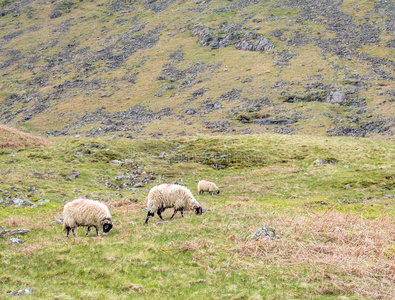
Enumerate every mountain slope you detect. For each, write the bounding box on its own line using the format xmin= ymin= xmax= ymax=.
xmin=0 ymin=0 xmax=394 ymax=138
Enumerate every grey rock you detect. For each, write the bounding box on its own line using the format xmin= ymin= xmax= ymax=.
xmin=185 ymin=108 xmax=197 ymax=115
xmin=314 ymin=158 xmax=327 ymax=165
xmin=313 ymin=158 xmax=336 ymax=165
xmin=345 ymin=184 xmax=351 ymax=189
xmin=248 ymin=225 xmax=278 ymax=240
xmin=110 ymin=160 xmax=122 ymax=165
xmin=344 ymin=165 xmax=350 ymax=168
xmin=0 ymin=228 xmax=30 ymax=238
xmin=21 ymin=199 xmax=35 ymax=206
xmin=385 ymin=194 xmax=394 ymax=199
xmin=159 ymin=152 xmax=168 ymax=159
xmin=326 ymin=91 xmax=346 ymax=105
xmin=9 ymin=237 xmax=24 ymax=244
xmin=6 ymin=288 xmax=33 ymax=296
xmin=71 ymin=170 xmax=80 ymax=179
xmin=53 ymin=218 xmax=64 ymax=224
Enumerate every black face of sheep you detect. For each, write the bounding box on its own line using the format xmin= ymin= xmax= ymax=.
xmin=102 ymin=220 xmax=113 ymax=236
xmin=217 ymin=190 xmax=220 ymax=195
xmin=194 ymin=206 xmax=203 ymax=215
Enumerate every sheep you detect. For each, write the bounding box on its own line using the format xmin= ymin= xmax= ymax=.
xmin=62 ymin=198 xmax=113 ymax=237
xmin=198 ymin=180 xmax=220 ymax=195
xmin=145 ymin=183 xmax=203 ymax=224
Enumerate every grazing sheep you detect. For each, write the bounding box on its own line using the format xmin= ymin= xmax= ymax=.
xmin=198 ymin=180 xmax=220 ymax=195
xmin=63 ymin=198 xmax=113 ymax=237
xmin=145 ymin=183 xmax=203 ymax=224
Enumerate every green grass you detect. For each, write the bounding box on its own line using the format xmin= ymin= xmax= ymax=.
xmin=0 ymin=134 xmax=394 ymax=298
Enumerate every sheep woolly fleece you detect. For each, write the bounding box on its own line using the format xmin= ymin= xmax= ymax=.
xmin=63 ymin=199 xmax=111 ymax=233
xmin=147 ymin=183 xmax=200 ymax=213
xmin=198 ymin=180 xmax=219 ymax=194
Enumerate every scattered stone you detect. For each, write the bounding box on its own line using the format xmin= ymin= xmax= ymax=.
xmin=315 ymin=201 xmax=328 ymax=205
xmin=345 ymin=184 xmax=351 ymax=189
xmin=159 ymin=152 xmax=168 ymax=159
xmin=313 ymin=158 xmax=336 ymax=165
xmin=110 ymin=160 xmax=122 ymax=165
xmin=70 ymin=170 xmax=80 ymax=179
xmin=385 ymin=194 xmax=394 ymax=199
xmin=0 ymin=228 xmax=30 ymax=238
xmin=344 ymin=165 xmax=350 ymax=168
xmin=3 ymin=198 xmax=37 ymax=208
xmin=248 ymin=225 xmax=278 ymax=241
xmin=53 ymin=218 xmax=63 ymax=224
xmin=6 ymin=288 xmax=33 ymax=296
xmin=325 ymin=91 xmax=346 ymax=105
xmin=37 ymin=199 xmax=50 ymax=206
xmin=9 ymin=237 xmax=24 ymax=244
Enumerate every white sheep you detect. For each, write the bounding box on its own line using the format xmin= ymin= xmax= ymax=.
xmin=198 ymin=180 xmax=220 ymax=195
xmin=145 ymin=183 xmax=203 ymax=224
xmin=63 ymin=198 xmax=113 ymax=237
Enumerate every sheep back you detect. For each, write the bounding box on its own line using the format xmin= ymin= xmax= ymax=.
xmin=198 ymin=180 xmax=219 ymax=194
xmin=147 ymin=183 xmax=200 ymax=213
xmin=63 ymin=199 xmax=111 ymax=233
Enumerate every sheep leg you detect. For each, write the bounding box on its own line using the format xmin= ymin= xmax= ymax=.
xmin=170 ymin=209 xmax=178 ymax=220
xmin=95 ymin=226 xmax=100 ymax=236
xmin=65 ymin=226 xmax=71 ymax=237
xmin=145 ymin=211 xmax=155 ymax=224
xmin=157 ymin=209 xmax=164 ymax=221
xmin=180 ymin=208 xmax=184 ymax=218
xmin=71 ymin=228 xmax=76 ymax=237
xmin=86 ymin=226 xmax=91 ymax=236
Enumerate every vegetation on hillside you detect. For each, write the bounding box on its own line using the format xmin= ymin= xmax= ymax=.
xmin=0 ymin=0 xmax=393 ymax=138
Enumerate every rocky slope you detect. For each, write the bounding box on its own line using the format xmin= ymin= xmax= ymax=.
xmin=0 ymin=0 xmax=394 ymax=139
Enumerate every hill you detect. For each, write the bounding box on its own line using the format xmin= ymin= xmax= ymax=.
xmin=0 ymin=0 xmax=394 ymax=139
xmin=0 ymin=124 xmax=51 ymax=147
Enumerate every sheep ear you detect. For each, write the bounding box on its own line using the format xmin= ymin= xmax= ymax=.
xmin=101 ymin=219 xmax=111 ymax=225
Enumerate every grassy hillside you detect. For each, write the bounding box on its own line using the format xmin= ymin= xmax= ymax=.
xmin=0 ymin=0 xmax=394 ymax=139
xmin=0 ymin=125 xmax=51 ymax=147
xmin=0 ymin=134 xmax=394 ymax=298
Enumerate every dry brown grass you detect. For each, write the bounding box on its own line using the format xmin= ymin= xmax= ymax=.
xmin=0 ymin=125 xmax=52 ymax=148
xmin=234 ymin=196 xmax=252 ymax=202
xmin=231 ymin=211 xmax=395 ymax=299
